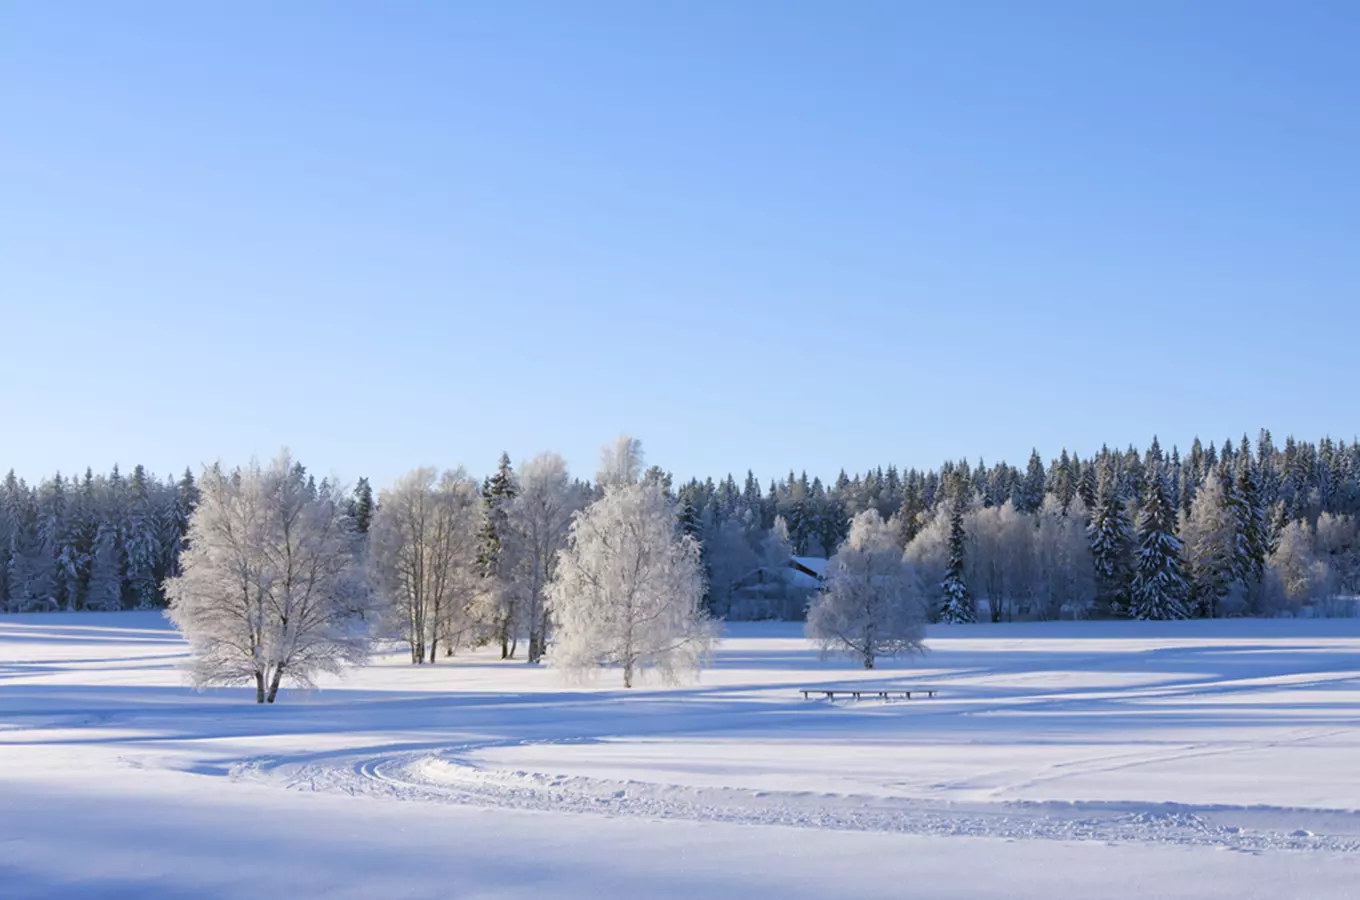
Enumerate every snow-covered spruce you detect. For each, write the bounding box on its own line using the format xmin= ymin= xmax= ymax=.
xmin=1129 ymin=465 xmax=1189 ymax=620
xmin=1088 ymin=462 xmax=1134 ymax=617
xmin=939 ymin=501 xmax=974 ymax=624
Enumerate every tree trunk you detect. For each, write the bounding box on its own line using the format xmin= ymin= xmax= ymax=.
xmin=623 ymin=659 xmax=634 ymax=689
xmin=863 ymin=652 xmax=875 ymax=669
xmin=265 ymin=665 xmax=284 ymax=703
xmin=428 ymin=636 xmax=438 ymax=663
xmin=254 ymin=670 xmax=266 ymax=704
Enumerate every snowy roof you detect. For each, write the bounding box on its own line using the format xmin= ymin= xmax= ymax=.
xmin=790 ymin=556 xmax=828 ymax=578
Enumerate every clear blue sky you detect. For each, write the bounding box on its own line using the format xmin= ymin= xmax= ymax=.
xmin=3 ymin=1 xmax=1358 ymax=490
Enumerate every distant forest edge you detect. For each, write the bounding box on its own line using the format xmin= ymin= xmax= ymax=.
xmin=2 ymin=429 xmax=1359 ymax=620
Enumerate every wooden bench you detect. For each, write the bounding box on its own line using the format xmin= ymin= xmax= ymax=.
xmin=800 ymin=687 xmax=936 ymax=701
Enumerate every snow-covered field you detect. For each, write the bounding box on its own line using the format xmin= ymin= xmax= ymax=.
xmin=4 ymin=614 xmax=1360 ymax=898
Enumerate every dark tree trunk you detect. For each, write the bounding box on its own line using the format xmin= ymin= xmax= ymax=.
xmin=265 ymin=665 xmax=284 ymax=703
xmin=255 ymin=671 xmax=266 ymax=704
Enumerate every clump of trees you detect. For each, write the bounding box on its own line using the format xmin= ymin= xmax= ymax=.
xmin=12 ymin=427 xmax=1360 ymax=700
xmin=0 ymin=466 xmax=200 ymax=612
xmin=369 ymin=467 xmax=481 ymax=664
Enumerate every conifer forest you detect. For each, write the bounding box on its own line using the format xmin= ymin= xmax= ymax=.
xmin=5 ymin=429 xmax=1357 ymax=623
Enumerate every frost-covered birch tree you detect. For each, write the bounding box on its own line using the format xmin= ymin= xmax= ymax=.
xmin=597 ymin=435 xmax=645 ymax=491
xmin=165 ymin=453 xmax=375 ymax=703
xmin=1266 ymin=520 xmax=1330 ymax=610
xmin=807 ymin=510 xmax=926 ymax=668
xmin=546 ymin=481 xmax=713 ymax=687
xmin=370 ymin=467 xmax=481 ymax=663
xmin=508 ymin=453 xmax=583 ymax=663
xmin=1182 ymin=474 xmax=1239 ymax=617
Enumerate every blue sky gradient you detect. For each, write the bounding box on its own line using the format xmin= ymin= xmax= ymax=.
xmin=3 ymin=1 xmax=1358 ymax=488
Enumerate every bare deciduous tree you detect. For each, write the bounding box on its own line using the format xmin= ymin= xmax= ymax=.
xmin=370 ymin=467 xmax=481 ymax=664
xmin=507 ymin=453 xmax=583 ymax=663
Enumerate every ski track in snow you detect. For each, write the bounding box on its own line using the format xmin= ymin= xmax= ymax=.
xmin=231 ymin=740 xmax=1360 ymax=854
xmin=11 ymin=614 xmax=1360 ymax=865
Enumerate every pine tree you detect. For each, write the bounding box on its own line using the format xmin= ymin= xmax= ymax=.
xmin=0 ymin=471 xmax=19 ymax=609
xmin=1017 ymin=449 xmax=1046 ymax=514
xmin=164 ymin=468 xmax=200 ymax=580
xmin=350 ymin=477 xmax=375 ymax=535
xmin=476 ymin=454 xmax=516 ymax=575
xmin=895 ymin=474 xmax=927 ymax=547
xmin=1088 ymin=464 xmax=1134 ymax=616
xmin=86 ymin=524 xmax=123 ymax=611
xmin=1129 ymin=465 xmax=1189 ymax=620
xmin=1076 ymin=458 xmax=1097 ymax=510
xmin=1167 ymin=446 xmax=1182 ymax=513
xmin=72 ymin=470 xmax=99 ymax=609
xmin=939 ymin=490 xmax=973 ymax=624
xmin=124 ymin=465 xmax=160 ymax=608
xmin=1233 ymin=443 xmax=1268 ymax=589
xmin=8 ymin=489 xmax=54 ymax=611
xmin=1048 ymin=449 xmax=1076 ymax=512
xmin=475 ymin=453 xmax=519 ymax=658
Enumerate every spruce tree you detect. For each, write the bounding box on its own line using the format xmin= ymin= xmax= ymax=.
xmin=1076 ymin=458 xmax=1098 ymax=510
xmin=677 ymin=495 xmax=702 ymax=541
xmin=896 ymin=476 xmax=927 ymax=547
xmin=1018 ymin=449 xmax=1046 ymax=514
xmin=1233 ymin=442 xmax=1268 ymax=588
xmin=939 ymin=486 xmax=973 ymax=624
xmin=124 ymin=465 xmax=160 ymax=608
xmin=476 ymin=453 xmax=516 ymax=577
xmin=1129 ymin=466 xmax=1189 ymax=620
xmin=1048 ymin=449 xmax=1076 ymax=513
xmin=350 ymin=478 xmax=375 ymax=535
xmin=476 ymin=453 xmax=518 ymax=658
xmin=1088 ymin=464 xmax=1134 ymax=616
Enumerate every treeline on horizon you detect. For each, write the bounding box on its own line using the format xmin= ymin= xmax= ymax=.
xmin=3 ymin=428 xmax=1359 ymax=620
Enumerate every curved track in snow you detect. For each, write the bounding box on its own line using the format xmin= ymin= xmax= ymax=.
xmin=232 ymin=742 xmax=1360 ymax=854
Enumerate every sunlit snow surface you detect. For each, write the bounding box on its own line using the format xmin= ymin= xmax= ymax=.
xmin=4 ymin=613 xmax=1360 ymax=898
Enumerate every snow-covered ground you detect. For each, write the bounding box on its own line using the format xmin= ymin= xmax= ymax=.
xmin=4 ymin=614 xmax=1360 ymax=898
